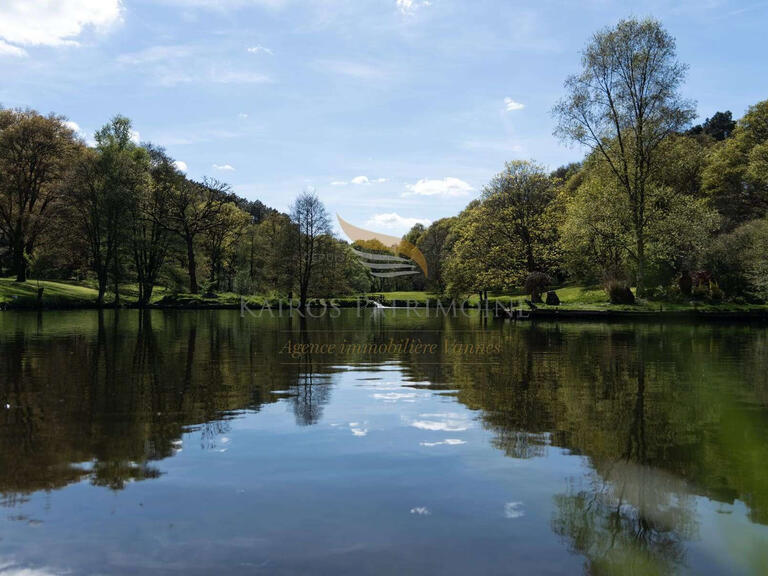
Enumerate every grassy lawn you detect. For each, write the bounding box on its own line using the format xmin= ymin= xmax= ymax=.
xmin=0 ymin=277 xmax=101 ymax=307
xmin=2 ymin=277 xmax=766 ymax=314
xmin=367 ymin=286 xmax=768 ymax=313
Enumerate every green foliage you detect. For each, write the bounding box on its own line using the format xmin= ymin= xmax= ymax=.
xmin=445 ymin=161 xmax=559 ymax=296
xmin=554 ymin=17 xmax=696 ymax=294
xmin=706 ymin=218 xmax=768 ymax=302
xmin=703 ymin=100 xmax=768 ymax=229
xmin=687 ymin=110 xmax=736 ymax=141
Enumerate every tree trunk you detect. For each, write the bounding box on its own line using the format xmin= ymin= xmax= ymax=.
xmin=139 ymin=281 xmax=154 ymax=307
xmin=635 ymin=233 xmax=645 ymax=297
xmin=14 ymin=258 xmax=26 ymax=283
xmin=186 ymin=235 xmax=198 ymax=294
xmin=13 ymin=240 xmax=26 ymax=282
xmin=113 ymin=253 xmax=120 ymax=308
xmin=525 ymin=243 xmax=536 ymax=273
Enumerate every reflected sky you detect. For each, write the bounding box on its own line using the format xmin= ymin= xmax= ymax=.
xmin=1 ymin=311 xmax=767 ymax=575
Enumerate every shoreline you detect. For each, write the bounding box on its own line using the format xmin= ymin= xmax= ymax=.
xmin=3 ymin=299 xmax=768 ymax=322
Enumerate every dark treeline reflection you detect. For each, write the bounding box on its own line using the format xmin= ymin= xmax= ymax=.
xmin=2 ymin=311 xmax=768 ymax=571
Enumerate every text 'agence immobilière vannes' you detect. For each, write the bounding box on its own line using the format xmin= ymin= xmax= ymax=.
xmin=280 ymin=338 xmax=503 ymax=359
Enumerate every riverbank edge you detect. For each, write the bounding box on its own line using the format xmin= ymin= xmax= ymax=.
xmin=3 ymin=298 xmax=768 ymax=322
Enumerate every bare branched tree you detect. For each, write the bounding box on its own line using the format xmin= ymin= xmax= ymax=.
xmin=290 ymin=190 xmax=331 ymax=310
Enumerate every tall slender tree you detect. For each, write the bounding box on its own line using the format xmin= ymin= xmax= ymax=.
xmin=290 ymin=190 xmax=331 ymax=310
xmin=554 ymin=18 xmax=695 ymax=294
xmin=130 ymin=145 xmax=175 ymax=306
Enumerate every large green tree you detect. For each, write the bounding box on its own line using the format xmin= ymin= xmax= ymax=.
xmin=561 ymin=153 xmax=718 ymax=288
xmin=554 ymin=18 xmax=696 ymax=295
xmin=130 ymin=145 xmax=176 ymax=306
xmin=445 ymin=161 xmax=559 ymax=297
xmin=0 ymin=109 xmax=78 ymax=281
xmin=165 ymin=177 xmax=229 ymax=294
xmin=68 ymin=116 xmax=149 ymax=305
xmin=702 ymin=100 xmax=768 ymax=230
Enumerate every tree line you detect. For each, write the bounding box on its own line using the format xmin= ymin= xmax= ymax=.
xmin=399 ymin=18 xmax=768 ymax=304
xmin=2 ymin=17 xmax=767 ymax=306
xmin=0 ymin=112 xmax=368 ymax=308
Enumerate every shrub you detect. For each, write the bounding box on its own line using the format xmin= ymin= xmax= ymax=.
xmin=606 ymin=280 xmax=635 ymax=304
xmin=706 ymin=219 xmax=768 ymax=302
xmin=545 ymin=291 xmax=560 ymax=305
xmin=524 ymin=272 xmax=551 ymax=303
xmin=692 ymin=284 xmax=709 ymax=300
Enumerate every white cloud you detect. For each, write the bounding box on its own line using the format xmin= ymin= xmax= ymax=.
xmin=410 ymin=506 xmax=431 ymax=516
xmin=331 ymin=176 xmax=388 ymax=187
xmin=504 ymin=97 xmax=525 ymax=111
xmin=63 ymin=121 xmax=87 ymax=140
xmin=213 ymin=163 xmax=235 ymax=171
xmin=367 ymin=213 xmax=431 ymax=230
xmin=238 ymin=113 xmax=249 ymax=119
xmin=129 ymin=129 xmax=140 ymax=144
xmin=247 ymin=44 xmax=274 ymax=55
xmin=397 ymin=0 xmax=432 ymax=15
xmin=0 ymin=39 xmax=26 ymax=57
xmin=0 ymin=0 xmax=122 ymax=50
xmin=64 ymin=120 xmax=93 ymax=144
xmin=404 ymin=177 xmax=472 ymax=198
xmin=173 ymin=160 xmax=188 ymax=172
xmin=504 ymin=501 xmax=525 ymax=519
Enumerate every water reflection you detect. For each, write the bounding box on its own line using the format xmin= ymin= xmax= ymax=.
xmin=1 ymin=310 xmax=768 ymax=574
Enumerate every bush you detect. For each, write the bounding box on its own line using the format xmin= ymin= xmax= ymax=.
xmin=706 ymin=219 xmax=768 ymax=302
xmin=545 ymin=291 xmax=560 ymax=305
xmin=645 ymin=285 xmax=666 ymax=301
xmin=666 ymin=284 xmax=684 ymax=302
xmin=692 ymin=284 xmax=709 ymax=300
xmin=524 ymin=272 xmax=551 ymax=303
xmin=606 ymin=281 xmax=635 ymax=305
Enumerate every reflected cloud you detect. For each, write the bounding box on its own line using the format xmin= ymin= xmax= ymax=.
xmin=409 ymin=412 xmax=472 ymax=432
xmin=372 ymin=392 xmax=422 ymax=402
xmin=348 ymin=422 xmax=368 ymax=437
xmin=0 ymin=557 xmax=61 ymax=575
xmin=504 ymin=501 xmax=525 ymax=519
xmin=420 ymin=439 xmax=466 ymax=447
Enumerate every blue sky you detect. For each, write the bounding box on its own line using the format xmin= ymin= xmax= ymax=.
xmin=1 ymin=0 xmax=767 ymax=235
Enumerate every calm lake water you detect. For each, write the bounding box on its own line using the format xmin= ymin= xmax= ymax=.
xmin=1 ymin=310 xmax=767 ymax=575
